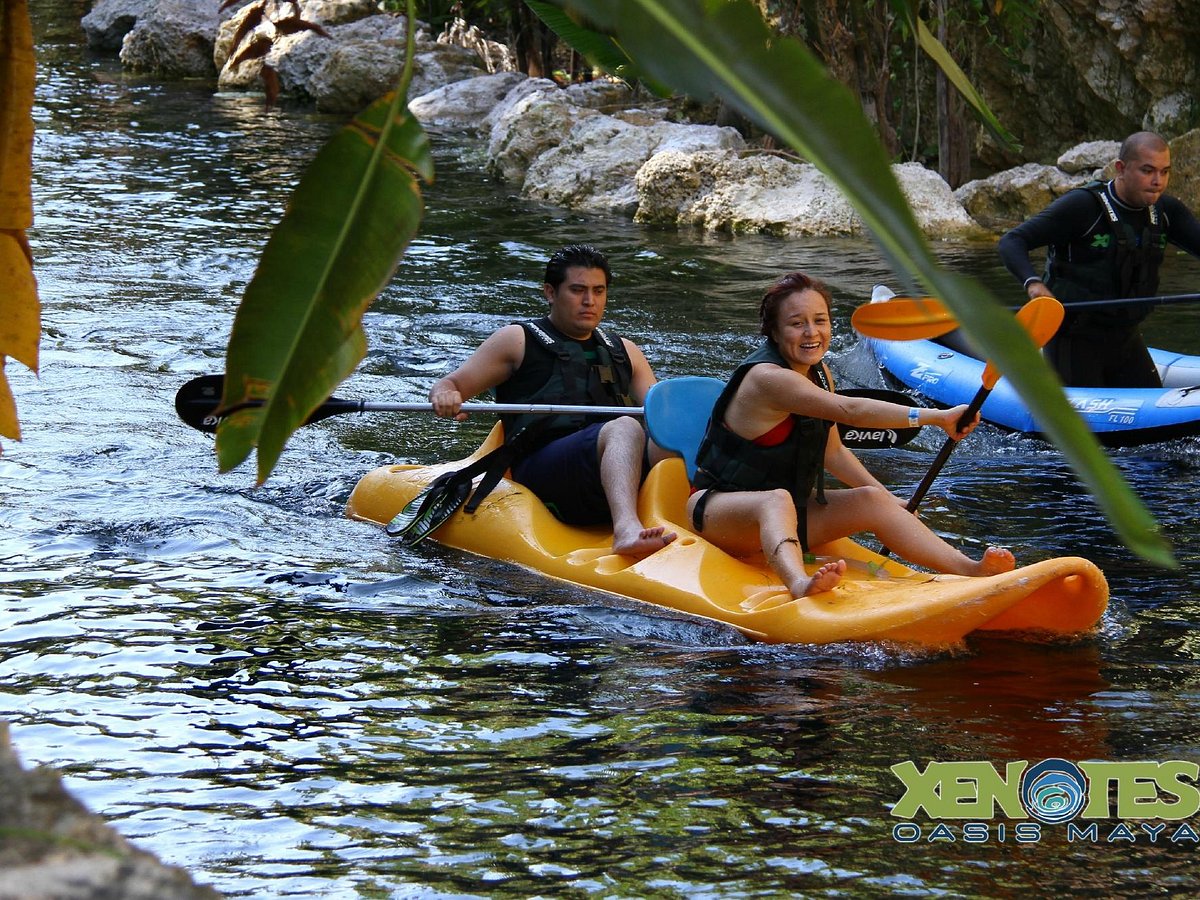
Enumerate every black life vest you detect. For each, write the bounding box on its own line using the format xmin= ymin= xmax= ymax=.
xmin=691 ymin=340 xmax=832 ymax=545
xmin=1049 ymin=181 xmax=1166 ymax=326
xmin=494 ymin=317 xmax=635 ymax=448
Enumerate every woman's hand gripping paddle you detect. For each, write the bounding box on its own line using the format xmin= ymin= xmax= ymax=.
xmin=903 ymin=295 xmax=1065 ymax=515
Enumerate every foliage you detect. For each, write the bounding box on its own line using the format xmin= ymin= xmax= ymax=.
xmin=887 ymin=0 xmax=1018 ymax=151
xmin=216 ymin=2 xmax=434 ymax=482
xmin=0 ymin=0 xmax=40 ymax=446
xmin=525 ymin=0 xmax=666 ymax=93
xmin=543 ymin=0 xmax=1172 ymax=566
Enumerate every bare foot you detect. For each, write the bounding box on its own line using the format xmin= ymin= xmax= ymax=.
xmin=789 ymin=559 xmax=846 ymax=598
xmin=974 ymin=546 xmax=1016 ymax=576
xmin=613 ymin=524 xmax=677 ymax=559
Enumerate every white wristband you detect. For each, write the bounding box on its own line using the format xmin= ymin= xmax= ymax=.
xmin=908 ymin=407 xmax=920 ymax=427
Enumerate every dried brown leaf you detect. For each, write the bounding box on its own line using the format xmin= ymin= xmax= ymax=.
xmin=230 ymin=33 xmax=272 ymax=68
xmin=273 ymin=17 xmax=331 ymax=39
xmin=230 ymin=5 xmax=266 ymax=52
xmin=262 ymin=64 xmax=280 ymax=111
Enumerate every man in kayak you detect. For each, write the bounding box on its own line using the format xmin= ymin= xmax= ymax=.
xmin=688 ymin=272 xmax=1016 ymax=598
xmin=998 ymin=131 xmax=1200 ymax=387
xmin=429 ymin=244 xmax=677 ymax=558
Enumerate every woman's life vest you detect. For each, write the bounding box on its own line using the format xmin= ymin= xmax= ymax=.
xmin=691 ymin=340 xmax=832 ymax=546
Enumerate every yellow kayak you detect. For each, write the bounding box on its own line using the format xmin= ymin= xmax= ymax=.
xmin=345 ymin=424 xmax=1108 ymax=647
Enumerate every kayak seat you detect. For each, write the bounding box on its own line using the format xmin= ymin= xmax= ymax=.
xmin=644 ymin=376 xmax=724 ymax=479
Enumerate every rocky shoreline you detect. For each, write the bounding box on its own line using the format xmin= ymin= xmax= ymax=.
xmin=0 ymin=724 xmax=221 ymax=899
xmin=80 ymin=0 xmax=1200 ymax=242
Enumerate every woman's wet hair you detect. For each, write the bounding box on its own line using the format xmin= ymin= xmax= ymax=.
xmin=759 ymin=272 xmax=833 ymax=336
xmin=544 ymin=244 xmax=611 ymax=288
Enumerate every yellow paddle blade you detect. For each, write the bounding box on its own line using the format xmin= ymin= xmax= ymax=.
xmin=851 ymin=296 xmax=958 ymax=341
xmin=981 ymin=295 xmax=1065 ymax=388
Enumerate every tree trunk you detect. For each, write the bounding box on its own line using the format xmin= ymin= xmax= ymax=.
xmin=935 ymin=1 xmax=971 ymax=187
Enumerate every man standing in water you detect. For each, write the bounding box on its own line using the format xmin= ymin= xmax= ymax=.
xmin=429 ymin=244 xmax=677 ymax=558
xmin=998 ymin=131 xmax=1200 ymax=387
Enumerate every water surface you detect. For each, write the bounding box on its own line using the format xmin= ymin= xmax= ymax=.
xmin=5 ymin=8 xmax=1200 ymax=897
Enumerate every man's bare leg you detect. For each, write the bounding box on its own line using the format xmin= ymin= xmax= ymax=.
xmin=597 ymin=417 xmax=677 ymax=557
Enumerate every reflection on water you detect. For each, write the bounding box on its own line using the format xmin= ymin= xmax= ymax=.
xmin=5 ymin=6 xmax=1200 ymax=897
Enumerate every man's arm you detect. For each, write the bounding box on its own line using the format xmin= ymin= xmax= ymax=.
xmin=998 ymin=189 xmax=1099 ymax=297
xmin=1163 ymin=195 xmax=1200 ymax=258
xmin=429 ymin=324 xmax=525 ymax=420
xmin=621 ymin=338 xmax=658 ymax=405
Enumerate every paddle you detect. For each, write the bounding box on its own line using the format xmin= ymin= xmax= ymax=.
xmin=174 ymin=373 xmax=920 ymax=450
xmin=1025 ymin=291 xmax=1200 ymax=311
xmin=175 ymin=373 xmax=638 ymax=434
xmin=902 ymin=295 xmax=1065 ymax=517
xmin=884 ymin=289 xmax=1200 ymax=313
xmin=851 ymin=295 xmax=959 ymax=341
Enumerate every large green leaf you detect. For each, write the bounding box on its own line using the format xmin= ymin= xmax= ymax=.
xmin=216 ymin=87 xmax=434 ymax=482
xmin=554 ymin=0 xmax=1173 ymax=567
xmin=525 ymin=0 xmax=668 ymax=96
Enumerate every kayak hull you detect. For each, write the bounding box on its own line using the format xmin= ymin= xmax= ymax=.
xmin=864 ymin=314 xmax=1200 ymax=447
xmin=346 ymin=426 xmax=1108 ymax=647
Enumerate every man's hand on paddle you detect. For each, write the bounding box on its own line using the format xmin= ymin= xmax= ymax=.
xmin=430 ymin=384 xmax=468 ymax=421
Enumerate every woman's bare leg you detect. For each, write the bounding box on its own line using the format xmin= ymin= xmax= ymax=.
xmin=806 ymin=486 xmax=1014 ymax=575
xmin=688 ymin=488 xmax=845 ymax=597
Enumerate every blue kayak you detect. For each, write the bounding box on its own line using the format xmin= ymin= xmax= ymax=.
xmin=862 ymin=288 xmax=1200 ymax=448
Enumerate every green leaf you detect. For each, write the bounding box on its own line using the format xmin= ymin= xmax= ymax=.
xmin=525 ymin=0 xmax=669 ymax=95
xmin=554 ymin=0 xmax=1173 ymax=567
xmin=913 ymin=17 xmax=1020 ymax=151
xmin=216 ymin=87 xmax=434 ymax=483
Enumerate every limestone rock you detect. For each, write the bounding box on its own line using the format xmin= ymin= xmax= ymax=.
xmin=955 ymin=163 xmax=1087 ymax=232
xmin=1168 ymin=128 xmax=1200 ymax=212
xmin=634 ymin=150 xmax=857 ymax=235
xmin=119 ymin=0 xmax=222 ymax=78
xmin=1057 ymin=140 xmax=1120 ymax=174
xmin=410 ymin=72 xmax=527 ymax=131
xmin=486 ymin=83 xmax=598 ymax=184
xmin=891 ymin=162 xmax=992 ymax=240
xmin=974 ymin=0 xmax=1200 ymax=166
xmin=0 ymin=723 xmax=222 ymax=900
xmin=81 ymin=0 xmax=153 ymax=51
xmin=524 ymin=116 xmax=745 ymax=216
xmin=636 ymin=151 xmax=984 ymax=239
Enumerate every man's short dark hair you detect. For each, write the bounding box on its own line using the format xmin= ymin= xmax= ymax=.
xmin=1119 ymin=131 xmax=1168 ymax=162
xmin=544 ymin=244 xmax=611 ymax=288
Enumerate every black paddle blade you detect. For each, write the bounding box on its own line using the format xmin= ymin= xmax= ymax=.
xmin=175 ymin=373 xmax=359 ymax=433
xmin=175 ymin=374 xmax=227 ymax=433
xmin=385 ymin=473 xmax=473 ymax=547
xmin=837 ymin=388 xmax=922 ymax=449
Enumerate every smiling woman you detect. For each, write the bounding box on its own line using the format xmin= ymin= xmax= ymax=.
xmin=687 ymin=271 xmax=1015 ymax=598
